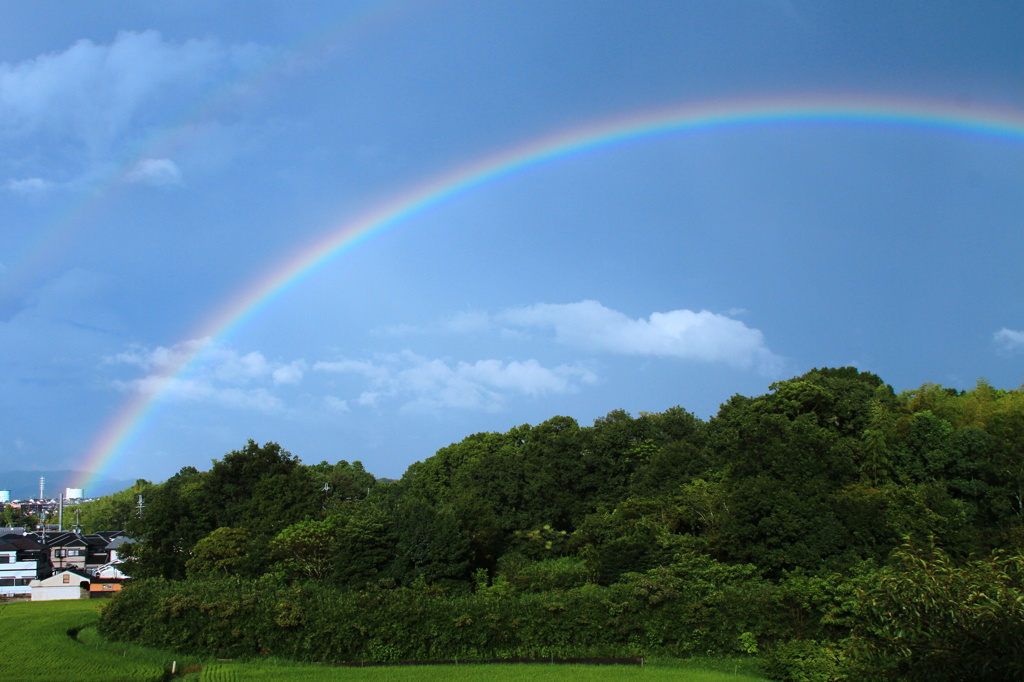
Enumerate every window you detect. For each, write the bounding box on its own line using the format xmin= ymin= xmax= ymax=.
xmin=0 ymin=578 xmax=14 ymax=586
xmin=62 ymin=574 xmax=70 ymax=584
xmin=0 ymin=555 xmax=10 ymax=563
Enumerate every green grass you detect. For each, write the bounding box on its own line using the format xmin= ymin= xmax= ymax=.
xmin=198 ymin=658 xmax=767 ymax=681
xmin=0 ymin=599 xmax=769 ymax=681
xmin=0 ymin=600 xmax=168 ymax=681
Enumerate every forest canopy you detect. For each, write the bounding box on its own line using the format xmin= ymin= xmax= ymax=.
xmin=89 ymin=367 xmax=1024 ymax=680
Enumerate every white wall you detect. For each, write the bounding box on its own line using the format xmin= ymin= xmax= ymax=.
xmin=31 ymin=585 xmax=87 ymax=601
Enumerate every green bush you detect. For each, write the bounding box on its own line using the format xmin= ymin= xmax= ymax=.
xmin=845 ymin=541 xmax=1024 ymax=681
xmin=100 ymin=553 xmax=801 ymax=664
xmin=760 ymin=639 xmax=846 ymax=682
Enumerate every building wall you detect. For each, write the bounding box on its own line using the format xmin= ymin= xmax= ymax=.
xmin=31 ymin=585 xmax=87 ymax=601
xmin=50 ymin=547 xmax=87 ymax=570
xmin=89 ymin=582 xmax=123 ymax=594
xmin=0 ymin=552 xmax=41 ymax=596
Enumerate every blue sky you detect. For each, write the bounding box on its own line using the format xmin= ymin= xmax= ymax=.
xmin=1 ymin=1 xmax=1022 ymax=491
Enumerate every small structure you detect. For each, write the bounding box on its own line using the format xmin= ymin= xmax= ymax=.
xmin=30 ymin=568 xmax=92 ymax=601
xmin=89 ymin=566 xmax=128 ymax=595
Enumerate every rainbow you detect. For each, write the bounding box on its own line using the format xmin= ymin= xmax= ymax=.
xmin=73 ymin=94 xmax=1024 ymax=491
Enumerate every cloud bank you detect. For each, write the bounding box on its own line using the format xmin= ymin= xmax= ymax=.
xmin=109 ymin=340 xmax=595 ymax=416
xmin=994 ymin=328 xmax=1024 ymax=355
xmin=0 ymin=30 xmax=264 ymax=181
xmin=498 ymin=300 xmax=782 ymax=374
xmin=108 ymin=339 xmax=305 ymax=413
xmin=315 ymin=351 xmax=596 ymax=412
xmin=105 ymin=301 xmax=777 ymax=417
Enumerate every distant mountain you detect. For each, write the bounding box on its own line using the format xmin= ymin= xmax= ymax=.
xmin=0 ymin=470 xmax=140 ymax=500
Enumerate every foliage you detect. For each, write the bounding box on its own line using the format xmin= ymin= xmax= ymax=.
xmin=74 ymin=479 xmax=153 ymax=533
xmin=92 ymin=369 xmax=1024 ymax=676
xmin=0 ymin=598 xmax=769 ymax=681
xmin=846 ymin=540 xmax=1024 ymax=680
xmin=187 ymin=526 xmax=255 ymax=578
xmin=270 ymin=518 xmax=336 ymax=582
xmin=760 ymin=639 xmax=847 ymax=682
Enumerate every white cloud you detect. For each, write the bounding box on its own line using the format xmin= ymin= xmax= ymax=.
xmin=314 ymin=350 xmax=595 ymax=412
xmin=124 ymin=158 xmax=182 ymax=186
xmin=108 ymin=339 xmax=304 ymax=413
xmin=498 ymin=300 xmax=782 ymax=374
xmin=0 ymin=30 xmax=265 ymax=178
xmin=994 ymin=328 xmax=1024 ymax=355
xmin=314 ymin=359 xmax=389 ymax=380
xmin=117 ymin=374 xmax=283 ymax=412
xmin=273 ymin=361 xmax=307 ymax=385
xmin=5 ymin=177 xmax=52 ymax=194
xmin=109 ymin=337 xmax=212 ymax=372
xmin=324 ymin=396 xmax=350 ymax=413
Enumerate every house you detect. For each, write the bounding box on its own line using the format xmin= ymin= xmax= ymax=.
xmin=103 ymin=534 xmax=132 ymax=564
xmin=35 ymin=530 xmax=128 ymax=574
xmin=4 ymin=529 xmax=133 ymax=599
xmin=30 ymin=568 xmax=92 ymax=601
xmin=0 ymin=534 xmax=48 ymax=598
xmin=42 ymin=531 xmax=90 ymax=571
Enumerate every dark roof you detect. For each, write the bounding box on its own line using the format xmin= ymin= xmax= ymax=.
xmin=44 ymin=533 xmax=88 ymax=548
xmin=83 ymin=532 xmax=124 ymax=547
xmin=90 ymin=531 xmax=124 ymax=541
xmin=50 ymin=567 xmax=93 ymax=581
xmin=104 ymin=536 xmax=133 ymax=550
xmin=0 ymin=536 xmax=45 ymax=551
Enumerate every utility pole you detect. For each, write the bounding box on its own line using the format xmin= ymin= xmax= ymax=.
xmin=136 ymin=494 xmax=145 ymax=517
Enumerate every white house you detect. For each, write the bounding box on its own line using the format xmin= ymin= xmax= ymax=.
xmin=0 ymin=535 xmax=47 ymax=597
xmin=30 ymin=568 xmax=91 ymax=601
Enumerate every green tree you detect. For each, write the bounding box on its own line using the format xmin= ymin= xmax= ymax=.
xmin=76 ymin=479 xmax=153 ymax=532
xmin=388 ymin=497 xmax=471 ymax=586
xmin=848 ymin=540 xmax=1024 ymax=681
xmin=270 ymin=518 xmax=336 ymax=582
xmin=708 ymin=369 xmax=877 ymax=574
xmin=308 ymin=459 xmax=377 ymax=514
xmin=121 ymin=466 xmax=212 ymax=579
xmin=185 ymin=526 xmax=254 ymax=577
xmin=331 ymin=503 xmax=396 ymax=589
xmin=201 ymin=440 xmax=317 ymax=532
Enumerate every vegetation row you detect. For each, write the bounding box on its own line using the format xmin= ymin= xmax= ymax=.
xmin=73 ymin=367 xmax=1024 ymax=680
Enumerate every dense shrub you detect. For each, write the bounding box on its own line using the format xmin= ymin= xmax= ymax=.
xmin=100 ymin=557 xmax=795 ymax=664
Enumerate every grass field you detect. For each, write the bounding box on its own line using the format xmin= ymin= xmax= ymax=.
xmin=0 ymin=600 xmax=169 ymax=681
xmin=0 ymin=599 xmax=769 ymax=681
xmin=199 ymin=659 xmax=768 ymax=681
